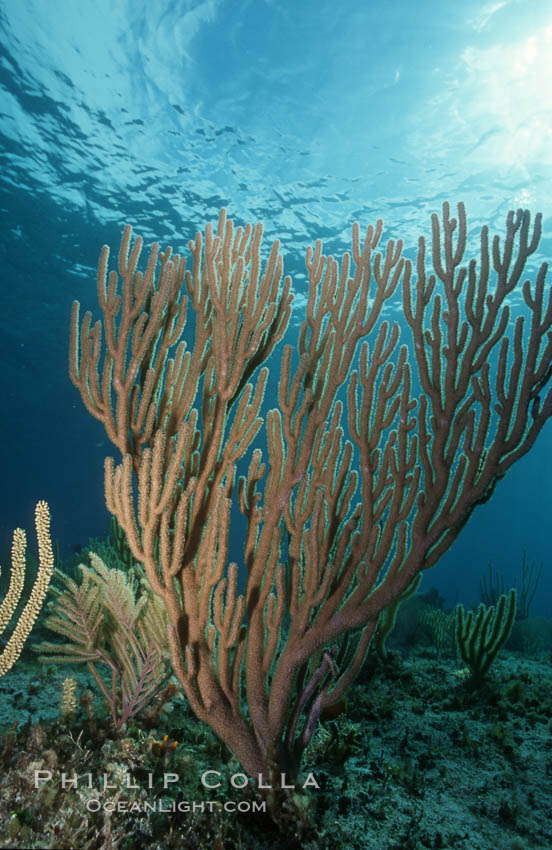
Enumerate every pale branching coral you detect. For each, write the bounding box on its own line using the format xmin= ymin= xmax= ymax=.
xmin=59 ymin=676 xmax=78 ymax=721
xmin=0 ymin=501 xmax=53 ymax=676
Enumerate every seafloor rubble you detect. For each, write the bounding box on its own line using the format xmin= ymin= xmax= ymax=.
xmin=0 ymin=636 xmax=550 ymax=850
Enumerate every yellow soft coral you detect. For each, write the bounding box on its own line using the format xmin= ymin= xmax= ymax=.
xmin=0 ymin=501 xmax=54 ymax=676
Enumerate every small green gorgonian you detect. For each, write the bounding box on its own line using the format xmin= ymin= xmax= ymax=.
xmin=36 ymin=552 xmax=171 ymax=730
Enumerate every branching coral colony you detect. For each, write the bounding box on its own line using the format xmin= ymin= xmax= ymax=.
xmin=68 ymin=202 xmax=552 ymax=779
xmin=0 ymin=502 xmax=53 ymax=677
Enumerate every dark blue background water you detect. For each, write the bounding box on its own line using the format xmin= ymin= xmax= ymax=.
xmin=1 ymin=0 xmax=551 ymax=614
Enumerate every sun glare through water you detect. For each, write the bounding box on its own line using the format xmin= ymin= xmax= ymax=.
xmin=461 ymin=22 xmax=552 ymax=170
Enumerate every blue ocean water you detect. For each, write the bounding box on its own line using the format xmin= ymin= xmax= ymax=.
xmin=1 ymin=0 xmax=551 ymax=615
